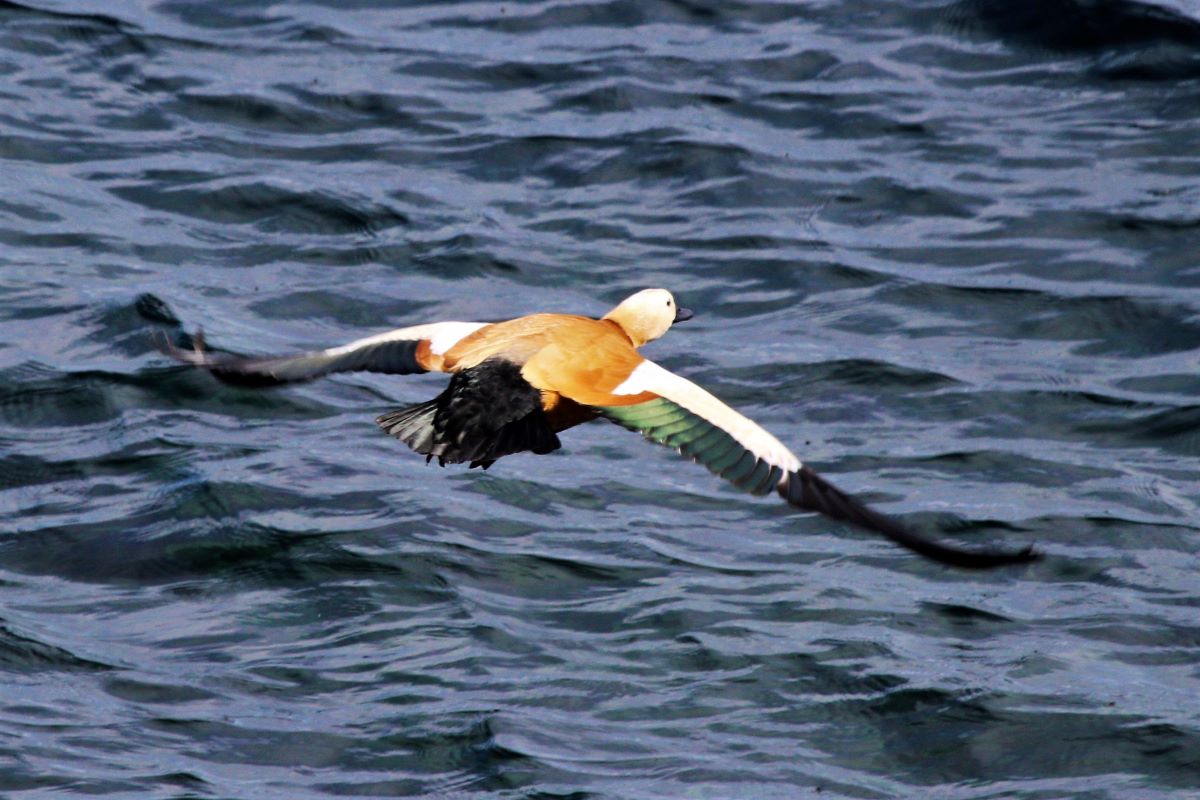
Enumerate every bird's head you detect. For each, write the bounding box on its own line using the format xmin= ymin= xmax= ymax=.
xmin=603 ymin=288 xmax=693 ymax=347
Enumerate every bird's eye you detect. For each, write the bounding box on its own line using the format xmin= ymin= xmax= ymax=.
xmin=666 ymin=299 xmax=672 ymax=306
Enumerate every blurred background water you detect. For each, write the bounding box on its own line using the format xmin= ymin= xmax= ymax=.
xmin=2 ymin=0 xmax=1199 ymax=797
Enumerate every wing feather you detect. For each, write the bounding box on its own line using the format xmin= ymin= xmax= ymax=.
xmin=593 ymin=360 xmax=1039 ymax=569
xmin=604 ymin=361 xmax=802 ymax=475
xmin=160 ymin=321 xmax=487 ymax=386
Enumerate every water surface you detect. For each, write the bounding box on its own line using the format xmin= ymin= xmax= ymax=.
xmin=1 ymin=0 xmax=1199 ymax=797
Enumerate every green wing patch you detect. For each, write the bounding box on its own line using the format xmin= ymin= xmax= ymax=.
xmin=600 ymin=398 xmax=782 ymax=495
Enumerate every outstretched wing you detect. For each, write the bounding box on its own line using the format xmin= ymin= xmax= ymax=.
xmin=159 ymin=321 xmax=488 ymax=387
xmin=586 ymin=360 xmax=1039 ymax=569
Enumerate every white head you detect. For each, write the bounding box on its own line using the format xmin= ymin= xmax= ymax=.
xmin=602 ymin=288 xmax=693 ymax=347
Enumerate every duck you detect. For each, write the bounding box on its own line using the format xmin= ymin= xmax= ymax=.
xmin=161 ymin=288 xmax=1039 ymax=569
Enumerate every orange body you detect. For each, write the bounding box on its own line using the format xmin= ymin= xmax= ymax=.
xmin=436 ymin=314 xmax=658 ymax=421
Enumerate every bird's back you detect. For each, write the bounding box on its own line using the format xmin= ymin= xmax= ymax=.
xmin=441 ymin=313 xmax=634 ymax=373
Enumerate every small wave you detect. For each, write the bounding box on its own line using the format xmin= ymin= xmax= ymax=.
xmin=109 ymin=178 xmax=409 ymax=236
xmin=0 ymin=620 xmax=113 ymax=672
xmin=949 ymin=0 xmax=1200 ymax=53
xmin=946 ymin=0 xmax=1200 ymax=79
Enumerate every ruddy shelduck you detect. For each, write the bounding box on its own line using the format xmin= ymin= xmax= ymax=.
xmin=163 ymin=289 xmax=1039 ymax=568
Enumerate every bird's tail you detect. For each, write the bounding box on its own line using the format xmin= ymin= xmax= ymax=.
xmin=377 ymin=400 xmax=440 ymax=457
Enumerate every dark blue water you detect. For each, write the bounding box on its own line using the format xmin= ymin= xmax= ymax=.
xmin=2 ymin=0 xmax=1199 ymax=796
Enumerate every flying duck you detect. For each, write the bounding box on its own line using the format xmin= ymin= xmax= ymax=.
xmin=161 ymin=289 xmax=1039 ymax=569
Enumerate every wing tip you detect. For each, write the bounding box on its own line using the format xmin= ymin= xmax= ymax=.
xmin=152 ymin=328 xmax=290 ymax=388
xmin=780 ymin=466 xmax=1043 ymax=570
xmin=152 ymin=328 xmax=208 ymax=366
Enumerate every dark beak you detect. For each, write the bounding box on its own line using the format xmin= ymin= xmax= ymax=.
xmin=673 ymin=306 xmax=694 ymax=323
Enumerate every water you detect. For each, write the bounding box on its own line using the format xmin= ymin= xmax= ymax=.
xmin=2 ymin=0 xmax=1199 ymax=796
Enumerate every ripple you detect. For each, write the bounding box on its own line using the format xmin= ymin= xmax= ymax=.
xmin=0 ymin=621 xmax=113 ymax=672
xmin=948 ymin=0 xmax=1200 ymax=57
xmin=108 ymin=178 xmax=409 ymax=235
xmin=1 ymin=0 xmax=1199 ymax=795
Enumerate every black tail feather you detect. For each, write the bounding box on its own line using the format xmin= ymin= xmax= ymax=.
xmin=377 ymin=400 xmax=441 ymax=456
xmin=376 ymin=359 xmax=561 ymax=468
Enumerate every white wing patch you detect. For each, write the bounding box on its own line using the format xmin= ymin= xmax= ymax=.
xmin=613 ymin=360 xmax=801 ymax=475
xmin=325 ymin=321 xmax=487 ymax=358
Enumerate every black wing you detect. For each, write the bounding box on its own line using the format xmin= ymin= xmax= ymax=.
xmin=780 ymin=465 xmax=1039 ymax=568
